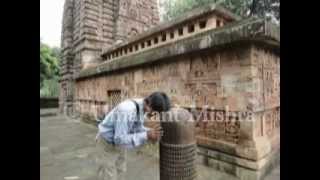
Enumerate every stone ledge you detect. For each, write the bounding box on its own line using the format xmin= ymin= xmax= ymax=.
xmin=198 ymin=146 xmax=276 ymax=170
xmin=198 ymin=147 xmax=280 ymax=180
xmin=197 ymin=134 xmax=277 ymax=162
xmin=76 ymin=18 xmax=279 ymax=80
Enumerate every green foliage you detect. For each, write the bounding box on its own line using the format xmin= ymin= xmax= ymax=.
xmin=40 ymin=78 xmax=60 ymax=97
xmin=40 ymin=40 xmax=61 ymax=98
xmin=40 ymin=40 xmax=60 ymax=88
xmin=161 ymin=0 xmax=279 ymax=23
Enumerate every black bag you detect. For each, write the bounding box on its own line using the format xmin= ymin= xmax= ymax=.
xmin=130 ymin=99 xmax=140 ymax=118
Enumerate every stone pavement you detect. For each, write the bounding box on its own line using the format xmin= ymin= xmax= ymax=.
xmin=40 ymin=109 xmax=279 ymax=180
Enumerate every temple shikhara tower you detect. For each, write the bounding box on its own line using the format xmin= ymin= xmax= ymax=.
xmin=59 ymin=0 xmax=159 ymax=115
xmin=60 ymin=1 xmax=280 ymax=180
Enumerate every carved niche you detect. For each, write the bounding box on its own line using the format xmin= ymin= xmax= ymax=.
xmin=136 ymin=65 xmax=168 ymax=97
xmin=188 ymin=56 xmax=208 ymax=81
xmin=120 ymin=0 xmax=141 ymax=20
xmin=263 ymin=50 xmax=280 ymax=109
xmin=185 ymin=54 xmax=220 ymax=107
xmin=263 ymin=107 xmax=280 ymax=138
xmin=196 ymin=109 xmax=240 ymax=144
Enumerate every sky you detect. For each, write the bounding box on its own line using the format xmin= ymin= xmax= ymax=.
xmin=40 ymin=0 xmax=65 ymax=48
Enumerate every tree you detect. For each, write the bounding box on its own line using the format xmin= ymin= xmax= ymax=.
xmin=249 ymin=0 xmax=280 ymax=23
xmin=40 ymin=40 xmax=60 ymax=88
xmin=160 ymin=0 xmax=279 ymax=24
xmin=51 ymin=47 xmax=61 ymax=61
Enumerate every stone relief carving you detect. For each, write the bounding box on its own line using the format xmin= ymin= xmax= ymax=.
xmin=75 ymin=46 xmax=279 ymax=145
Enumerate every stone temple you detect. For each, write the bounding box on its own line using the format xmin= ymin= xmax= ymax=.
xmin=59 ymin=0 xmax=280 ymax=180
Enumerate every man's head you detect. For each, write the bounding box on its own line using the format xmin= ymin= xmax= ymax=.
xmin=143 ymin=92 xmax=171 ymax=114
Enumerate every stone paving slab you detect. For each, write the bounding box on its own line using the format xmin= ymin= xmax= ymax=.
xmin=40 ymin=111 xmax=279 ymax=180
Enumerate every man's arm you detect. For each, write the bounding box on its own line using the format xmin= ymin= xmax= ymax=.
xmin=113 ymin=112 xmax=148 ymax=148
xmin=141 ymin=126 xmax=151 ymax=131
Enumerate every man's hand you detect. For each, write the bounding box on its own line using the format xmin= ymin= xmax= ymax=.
xmin=147 ymin=125 xmax=163 ymax=143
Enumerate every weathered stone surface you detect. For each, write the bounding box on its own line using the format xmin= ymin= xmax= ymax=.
xmin=198 ymin=146 xmax=280 ymax=180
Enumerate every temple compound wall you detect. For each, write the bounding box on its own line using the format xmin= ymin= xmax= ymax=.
xmin=60 ymin=2 xmax=280 ymax=180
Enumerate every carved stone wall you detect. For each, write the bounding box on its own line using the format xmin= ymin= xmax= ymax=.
xmin=59 ymin=0 xmax=75 ymax=115
xmin=115 ymin=0 xmax=159 ymax=41
xmin=74 ymin=44 xmax=280 ymax=151
xmin=251 ymin=46 xmax=280 ymax=148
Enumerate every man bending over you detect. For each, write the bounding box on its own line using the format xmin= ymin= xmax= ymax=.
xmin=95 ymin=92 xmax=171 ymax=180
